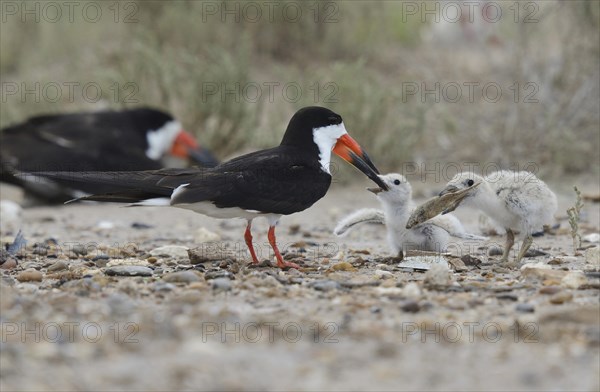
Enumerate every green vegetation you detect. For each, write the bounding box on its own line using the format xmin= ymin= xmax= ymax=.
xmin=1 ymin=1 xmax=598 ymax=178
xmin=567 ymin=186 xmax=584 ymax=253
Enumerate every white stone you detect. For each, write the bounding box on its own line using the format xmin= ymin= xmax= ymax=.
xmin=424 ymin=264 xmax=453 ymax=287
xmin=96 ymin=220 xmax=115 ymax=230
xmin=520 ymin=262 xmax=552 ymax=271
xmin=0 ymin=200 xmax=22 ymax=224
xmin=375 ymin=269 xmax=393 ymax=279
xmin=401 ymin=282 xmax=422 ymax=299
xmin=561 ymin=271 xmax=588 ymax=289
xmin=584 ymin=247 xmax=599 ymax=268
xmin=149 ymin=245 xmax=189 ymax=259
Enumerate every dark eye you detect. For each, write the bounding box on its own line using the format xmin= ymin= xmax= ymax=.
xmin=394 ymin=179 xmax=401 ymax=185
xmin=467 ymin=179 xmax=474 ymax=186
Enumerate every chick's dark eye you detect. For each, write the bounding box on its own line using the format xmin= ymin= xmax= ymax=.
xmin=467 ymin=179 xmax=474 ymax=186
xmin=394 ymin=179 xmax=401 ymax=185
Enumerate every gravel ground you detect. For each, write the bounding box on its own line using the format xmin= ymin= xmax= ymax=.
xmin=1 ymin=181 xmax=599 ymax=392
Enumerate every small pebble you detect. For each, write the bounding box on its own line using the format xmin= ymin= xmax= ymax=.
xmin=94 ymin=258 xmax=110 ymax=268
xmin=375 ymin=263 xmax=393 ymax=271
xmin=149 ymin=245 xmax=190 ymax=259
xmin=62 ymin=277 xmax=102 ymax=293
xmin=0 ymin=200 xmax=22 ymax=222
xmin=153 ymin=281 xmax=176 ymax=292
xmin=561 ymin=271 xmax=588 ymax=289
xmin=309 ymin=280 xmax=341 ymax=291
xmin=516 ymin=303 xmax=535 ymax=313
xmin=188 ymin=282 xmax=207 ymax=291
xmin=424 ymin=264 xmax=453 ymax=288
xmin=539 ymin=286 xmax=561 ymax=295
xmin=16 ymin=283 xmax=39 ymax=293
xmin=211 ymin=278 xmax=232 ymax=291
xmin=328 ymin=262 xmax=357 ymax=272
xmin=487 ymin=247 xmax=503 ymax=256
xmin=81 ymin=268 xmax=102 ymax=277
xmin=177 ymin=290 xmax=203 ymax=304
xmin=16 ymin=269 xmax=43 ymax=282
xmin=131 ymin=222 xmax=153 ymax=229
xmin=550 ymin=291 xmax=573 ymax=304
xmin=524 ymin=248 xmax=548 ymax=257
xmin=448 ymin=258 xmax=468 ymax=272
xmin=204 ymin=270 xmax=233 ymax=280
xmin=583 ymin=233 xmax=600 ymax=243
xmin=461 ymin=254 xmax=482 ymax=266
xmin=163 ymin=271 xmax=201 ymax=284
xmin=375 ymin=269 xmax=393 ymax=279
xmin=401 ymin=282 xmax=422 ymax=299
xmin=521 ymin=264 xmax=567 ymax=281
xmin=496 ymin=293 xmax=518 ymax=301
xmin=562 ymin=256 xmax=578 ymax=263
xmin=585 ymin=247 xmax=599 ymax=269
xmin=105 ymin=266 xmax=153 ymax=277
xmin=20 ymin=262 xmax=39 ymax=270
xmin=72 ymin=244 xmax=88 ymax=256
xmin=47 ymin=260 xmax=69 ymax=272
xmin=400 ymin=300 xmax=420 ymax=313
xmin=96 ymin=220 xmax=115 ymax=230
xmin=0 ymin=254 xmax=17 ymax=270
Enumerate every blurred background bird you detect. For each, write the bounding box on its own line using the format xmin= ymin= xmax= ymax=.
xmin=0 ymin=107 xmax=219 ymax=204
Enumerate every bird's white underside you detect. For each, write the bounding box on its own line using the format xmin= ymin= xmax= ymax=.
xmin=133 ymin=183 xmax=282 ymax=224
xmin=145 ymin=120 xmax=181 ymax=160
xmin=312 ymin=122 xmax=348 ymax=174
xmin=173 ymin=201 xmax=281 ymax=224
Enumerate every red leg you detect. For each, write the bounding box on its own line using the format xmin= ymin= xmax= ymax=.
xmin=267 ymin=225 xmax=300 ymax=270
xmin=244 ymin=221 xmax=260 ymax=264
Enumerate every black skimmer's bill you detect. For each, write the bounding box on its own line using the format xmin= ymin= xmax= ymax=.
xmin=1 ymin=108 xmax=218 ymax=203
xmin=438 ymin=170 xmax=557 ymax=267
xmin=334 ymin=173 xmax=485 ymax=259
xmin=28 ymin=106 xmax=388 ymax=269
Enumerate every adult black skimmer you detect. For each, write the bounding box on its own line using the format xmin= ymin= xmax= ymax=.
xmin=1 ymin=108 xmax=218 ymax=203
xmin=27 ymin=106 xmax=388 ymax=269
xmin=438 ymin=170 xmax=557 ymax=267
xmin=334 ymin=173 xmax=485 ymax=258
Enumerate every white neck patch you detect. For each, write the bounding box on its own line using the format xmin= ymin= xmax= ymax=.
xmin=145 ymin=120 xmax=182 ymax=160
xmin=312 ymin=122 xmax=348 ymax=174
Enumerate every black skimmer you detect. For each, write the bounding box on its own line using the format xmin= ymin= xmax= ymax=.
xmin=1 ymin=108 xmax=218 ymax=203
xmin=438 ymin=170 xmax=557 ymax=267
xmin=27 ymin=106 xmax=388 ymax=269
xmin=334 ymin=173 xmax=485 ymax=258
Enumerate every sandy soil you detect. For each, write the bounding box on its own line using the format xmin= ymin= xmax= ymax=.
xmin=1 ymin=180 xmax=599 ymax=392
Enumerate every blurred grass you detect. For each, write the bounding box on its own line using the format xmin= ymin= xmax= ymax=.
xmin=1 ymin=0 xmax=598 ymax=179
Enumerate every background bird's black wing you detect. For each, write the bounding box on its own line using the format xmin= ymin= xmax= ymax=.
xmin=1 ymin=111 xmax=162 ymax=202
xmin=19 ymin=168 xmax=207 ymax=203
xmin=1 ymin=111 xmax=157 ymax=173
